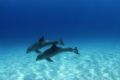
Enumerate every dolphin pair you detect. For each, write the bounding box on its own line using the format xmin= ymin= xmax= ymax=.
xmin=26 ymin=36 xmax=64 ymax=54
xmin=36 ymin=44 xmax=79 ymax=62
xmin=27 ymin=36 xmax=79 ymax=62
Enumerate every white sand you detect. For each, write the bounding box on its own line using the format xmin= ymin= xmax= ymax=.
xmin=0 ymin=41 xmax=120 ymax=80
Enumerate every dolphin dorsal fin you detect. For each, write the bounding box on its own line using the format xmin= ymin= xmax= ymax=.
xmin=51 ymin=44 xmax=57 ymax=49
xmin=39 ymin=36 xmax=45 ymax=42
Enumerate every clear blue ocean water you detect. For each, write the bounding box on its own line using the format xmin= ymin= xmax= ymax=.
xmin=0 ymin=0 xmax=120 ymax=80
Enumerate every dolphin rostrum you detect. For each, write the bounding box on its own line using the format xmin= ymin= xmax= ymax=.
xmin=36 ymin=44 xmax=79 ymax=62
xmin=26 ymin=36 xmax=64 ymax=54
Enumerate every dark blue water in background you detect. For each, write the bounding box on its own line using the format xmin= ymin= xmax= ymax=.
xmin=0 ymin=0 xmax=120 ymax=44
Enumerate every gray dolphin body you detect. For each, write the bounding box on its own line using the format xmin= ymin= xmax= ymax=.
xmin=26 ymin=36 xmax=64 ymax=54
xmin=36 ymin=44 xmax=79 ymax=62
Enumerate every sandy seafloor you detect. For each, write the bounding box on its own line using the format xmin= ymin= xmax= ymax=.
xmin=0 ymin=40 xmax=120 ymax=80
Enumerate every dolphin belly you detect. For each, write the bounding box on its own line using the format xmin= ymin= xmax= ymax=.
xmin=36 ymin=50 xmax=57 ymax=61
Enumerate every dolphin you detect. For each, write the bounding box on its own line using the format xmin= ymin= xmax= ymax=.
xmin=26 ymin=36 xmax=64 ymax=54
xmin=36 ymin=44 xmax=79 ymax=62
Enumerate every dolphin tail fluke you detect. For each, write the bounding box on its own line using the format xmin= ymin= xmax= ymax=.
xmin=74 ymin=47 xmax=79 ymax=54
xmin=59 ymin=39 xmax=64 ymax=46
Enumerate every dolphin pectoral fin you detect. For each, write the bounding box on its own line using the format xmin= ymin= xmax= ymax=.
xmin=35 ymin=50 xmax=42 ymax=54
xmin=46 ymin=58 xmax=53 ymax=62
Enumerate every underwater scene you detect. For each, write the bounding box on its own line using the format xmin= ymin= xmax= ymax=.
xmin=0 ymin=0 xmax=120 ymax=80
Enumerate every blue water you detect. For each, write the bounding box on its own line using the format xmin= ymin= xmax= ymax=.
xmin=0 ymin=0 xmax=120 ymax=80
